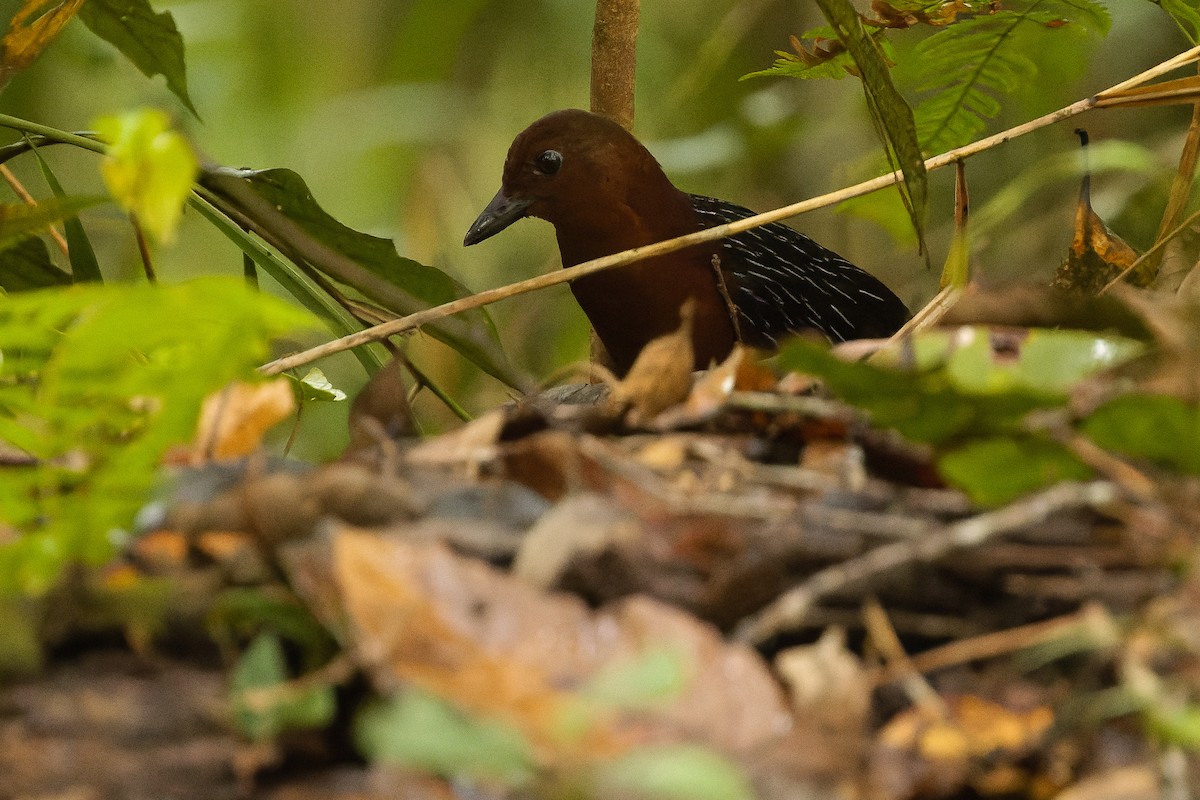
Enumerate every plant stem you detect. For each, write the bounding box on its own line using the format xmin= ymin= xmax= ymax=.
xmin=0 ymin=114 xmax=105 ymax=154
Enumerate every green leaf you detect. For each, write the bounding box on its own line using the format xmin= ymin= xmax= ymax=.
xmin=187 ymin=190 xmax=386 ymax=377
xmin=200 ymin=167 xmax=525 ymax=390
xmin=29 ymin=140 xmax=102 ymax=283
xmin=778 ymin=336 xmax=1053 ymax=444
xmin=940 ymin=225 xmax=970 ymax=288
xmin=295 ymin=368 xmax=347 ymax=402
xmin=1082 ymin=394 xmax=1200 ymax=474
xmin=815 ymin=0 xmax=927 ymax=252
xmin=209 ymin=587 xmax=335 ymax=669
xmin=1159 ymin=0 xmax=1200 ymax=43
xmin=778 ymin=329 xmax=1141 ymax=446
xmin=94 ymin=108 xmax=199 ymax=244
xmin=598 ymin=745 xmax=755 ymax=800
xmin=937 ymin=436 xmax=1092 ymax=506
xmin=582 ymin=648 xmax=687 ymax=711
xmin=0 ymin=236 xmax=71 ymax=290
xmin=231 ymin=632 xmax=336 ymax=742
xmin=76 ymin=0 xmax=197 ymax=116
xmin=910 ymin=0 xmax=1110 ymax=154
xmin=215 ymin=168 xmax=462 ymax=308
xmin=356 ymin=690 xmax=534 ymax=785
xmin=910 ymin=328 xmax=1144 ymax=395
xmin=1146 ymin=703 xmax=1200 ymax=748
xmin=0 ymin=196 xmax=107 ymax=251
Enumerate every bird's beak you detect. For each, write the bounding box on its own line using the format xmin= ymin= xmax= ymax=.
xmin=463 ymin=188 xmax=534 ymax=246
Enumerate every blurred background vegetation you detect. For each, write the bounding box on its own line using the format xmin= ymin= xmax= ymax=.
xmin=1 ymin=0 xmax=1191 ymax=456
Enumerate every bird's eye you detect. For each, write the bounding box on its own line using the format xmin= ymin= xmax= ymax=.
xmin=534 ymin=149 xmax=563 ymax=175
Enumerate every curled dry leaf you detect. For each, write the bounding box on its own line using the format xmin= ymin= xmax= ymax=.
xmin=649 ymin=344 xmax=744 ymax=430
xmin=1054 ymin=159 xmax=1146 ymax=295
xmin=612 ymin=297 xmax=697 ymax=424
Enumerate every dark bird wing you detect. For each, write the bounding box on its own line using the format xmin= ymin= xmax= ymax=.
xmin=689 ymin=194 xmax=909 ymax=347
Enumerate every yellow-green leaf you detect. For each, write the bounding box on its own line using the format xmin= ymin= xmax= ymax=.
xmin=94 ymin=109 xmax=198 ymax=243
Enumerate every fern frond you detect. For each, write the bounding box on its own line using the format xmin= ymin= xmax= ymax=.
xmin=912 ymin=0 xmax=1110 ymax=153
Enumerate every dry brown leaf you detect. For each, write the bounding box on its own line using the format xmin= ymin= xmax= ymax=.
xmin=193 ymin=379 xmax=295 ymax=464
xmin=348 ymin=355 xmax=415 ymax=453
xmin=775 ymin=627 xmax=870 ymax=740
xmin=287 ymin=527 xmax=794 ymax=766
xmin=0 ymin=0 xmax=86 ymax=83
xmin=1054 ymin=162 xmax=1147 ymax=295
xmin=512 ymin=492 xmax=640 ymax=588
xmin=649 ymin=344 xmax=742 ymax=430
xmin=613 ymin=297 xmax=696 ymax=424
xmin=131 ymin=529 xmax=190 ymax=571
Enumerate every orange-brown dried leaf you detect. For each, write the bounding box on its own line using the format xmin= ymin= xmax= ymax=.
xmin=311 ymin=528 xmax=792 ymax=766
xmin=788 ymin=33 xmax=849 ymax=68
xmin=871 ymin=694 xmax=1054 ymax=799
xmin=0 ymin=0 xmax=85 ymax=81
xmin=1055 ymin=173 xmax=1147 ymax=295
xmin=650 ymin=345 xmax=744 ymax=429
xmin=613 ymin=298 xmax=696 ymax=424
xmin=131 ymin=529 xmax=190 ymax=570
xmin=868 ymin=0 xmax=998 ymax=27
xmin=193 ymin=379 xmax=295 ymax=464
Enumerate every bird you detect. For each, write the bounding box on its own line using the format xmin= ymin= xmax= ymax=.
xmin=464 ymin=109 xmax=909 ymax=375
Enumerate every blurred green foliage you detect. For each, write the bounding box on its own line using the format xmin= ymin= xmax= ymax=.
xmin=0 ymin=277 xmax=313 ymax=593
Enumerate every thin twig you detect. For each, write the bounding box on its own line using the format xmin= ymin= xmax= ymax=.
xmin=876 ymin=603 xmax=1115 ymax=683
xmin=260 ymin=46 xmax=1200 ymax=377
xmin=864 ymin=597 xmax=948 ymax=716
xmin=1099 ymin=206 xmax=1200 ymax=295
xmin=131 ymin=214 xmax=156 ymax=282
xmin=1 ymin=164 xmax=68 ymax=254
xmin=735 ymin=481 xmax=1117 ymax=644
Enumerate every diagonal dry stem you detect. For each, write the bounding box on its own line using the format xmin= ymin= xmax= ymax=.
xmin=260 ymin=45 xmax=1200 ymax=377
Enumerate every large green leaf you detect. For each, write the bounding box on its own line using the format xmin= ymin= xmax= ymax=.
xmin=777 ymin=333 xmax=1099 ymax=445
xmin=229 ymin=168 xmax=459 ymax=307
xmin=778 ymin=330 xmax=1142 ymax=503
xmin=200 ymin=167 xmax=527 ymax=390
xmin=77 ymin=0 xmax=197 ymax=116
xmin=231 ymin=632 xmax=336 ymax=741
xmin=30 ymin=141 xmax=102 ymax=283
